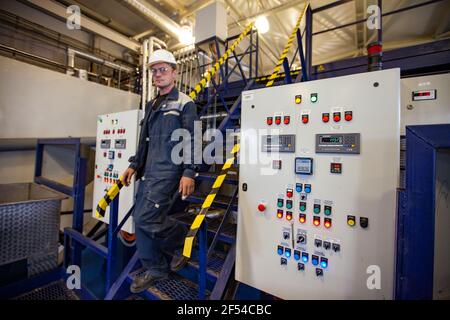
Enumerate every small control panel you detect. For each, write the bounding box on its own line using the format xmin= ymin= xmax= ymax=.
xmin=315 ymin=133 xmax=360 ymax=154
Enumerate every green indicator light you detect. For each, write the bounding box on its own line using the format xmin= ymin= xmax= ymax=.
xmin=311 ymin=93 xmax=318 ymax=103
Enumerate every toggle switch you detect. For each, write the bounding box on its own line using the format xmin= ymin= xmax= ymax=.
xmin=297 ymin=234 xmax=307 ymax=244
xmin=323 ymin=241 xmax=331 ymax=250
xmin=316 ymin=268 xmax=324 ymax=277
xmin=298 ymin=263 xmax=305 ymax=271
xmin=280 ymin=258 xmax=287 ymax=265
xmin=332 ymin=243 xmax=341 ymax=252
xmin=314 ymin=239 xmax=323 ymax=248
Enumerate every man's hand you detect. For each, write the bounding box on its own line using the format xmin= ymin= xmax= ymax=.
xmin=122 ymin=167 xmax=136 ymax=186
xmin=179 ymin=176 xmax=195 ymax=199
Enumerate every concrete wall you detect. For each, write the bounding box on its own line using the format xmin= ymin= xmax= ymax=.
xmin=0 ymin=55 xmax=140 ymax=139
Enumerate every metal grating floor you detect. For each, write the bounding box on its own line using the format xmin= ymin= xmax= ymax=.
xmin=130 ymin=269 xmax=209 ymax=300
xmin=189 ymin=254 xmax=225 ymax=278
xmin=12 ymin=280 xmax=79 ymax=300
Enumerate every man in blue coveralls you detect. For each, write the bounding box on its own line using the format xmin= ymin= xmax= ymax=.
xmin=122 ymin=49 xmax=199 ymax=293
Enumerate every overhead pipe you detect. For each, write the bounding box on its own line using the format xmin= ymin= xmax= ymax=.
xmin=67 ymin=48 xmax=135 ymax=73
xmin=120 ymin=0 xmax=182 ymax=41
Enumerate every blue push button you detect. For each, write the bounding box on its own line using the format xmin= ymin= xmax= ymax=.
xmin=296 ymin=183 xmax=303 ymax=193
xmin=277 ymin=246 xmax=284 ymax=256
xmin=312 ymin=255 xmax=319 ymax=266
xmin=301 ymin=252 xmax=309 ymax=263
xmin=285 ymin=248 xmax=291 ymax=258
xmin=320 ymin=257 xmax=328 ymax=269
xmin=294 ymin=250 xmax=301 ymax=261
xmin=304 ymin=184 xmax=312 ymax=193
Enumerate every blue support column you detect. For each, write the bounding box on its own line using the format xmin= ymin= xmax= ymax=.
xmin=72 ymin=144 xmax=87 ymax=267
xmin=106 ymin=197 xmax=119 ymax=292
xmin=198 ymin=221 xmax=207 ymax=299
xmin=283 ymin=58 xmax=292 ymax=84
xmin=296 ymin=29 xmax=309 ymax=82
xmin=305 ymin=5 xmax=313 ymax=80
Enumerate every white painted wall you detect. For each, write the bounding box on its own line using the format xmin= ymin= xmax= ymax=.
xmin=0 ymin=55 xmax=140 ymax=138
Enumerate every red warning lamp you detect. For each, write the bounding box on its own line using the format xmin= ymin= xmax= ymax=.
xmin=286 ymin=212 xmax=293 ymax=221
xmin=333 ymin=112 xmax=341 ymax=122
xmin=302 ymin=115 xmax=309 ymax=124
xmin=267 ymin=117 xmax=273 ymax=125
xmin=275 ymin=116 xmax=281 ymax=125
xmin=277 ymin=210 xmax=283 ymax=219
xmin=324 ymin=218 xmax=332 ymax=229
xmin=345 ymin=111 xmax=353 ymax=121
xmin=299 ymin=214 xmax=306 ymax=224
xmin=284 ymin=116 xmax=290 ymax=125
xmin=322 ymin=113 xmax=329 ymax=123
xmin=313 ymin=216 xmax=321 ymax=227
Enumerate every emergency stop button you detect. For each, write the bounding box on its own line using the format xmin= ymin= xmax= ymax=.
xmin=257 ymin=203 xmax=266 ymax=212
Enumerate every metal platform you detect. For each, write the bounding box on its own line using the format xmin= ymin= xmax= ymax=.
xmin=12 ymin=280 xmax=79 ymax=300
xmin=128 ymin=269 xmax=209 ymax=300
xmin=186 ymin=191 xmax=238 ymax=211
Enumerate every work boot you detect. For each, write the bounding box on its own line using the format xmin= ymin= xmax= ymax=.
xmin=170 ymin=254 xmax=188 ymax=272
xmin=130 ymin=271 xmax=167 ymax=294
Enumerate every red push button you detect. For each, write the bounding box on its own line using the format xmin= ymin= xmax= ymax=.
xmin=333 ymin=112 xmax=341 ymax=122
xmin=275 ymin=116 xmax=281 ymax=125
xmin=322 ymin=113 xmax=329 ymax=123
xmin=267 ymin=117 xmax=273 ymax=125
xmin=302 ymin=115 xmax=309 ymax=124
xmin=284 ymin=116 xmax=290 ymax=125
xmin=345 ymin=111 xmax=353 ymax=121
xmin=258 ymin=204 xmax=266 ymax=212
xmin=286 ymin=189 xmax=293 ymax=198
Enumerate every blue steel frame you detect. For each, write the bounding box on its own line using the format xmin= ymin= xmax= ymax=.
xmin=396 ymin=124 xmax=450 ymax=300
xmin=34 ymin=138 xmax=90 ymax=266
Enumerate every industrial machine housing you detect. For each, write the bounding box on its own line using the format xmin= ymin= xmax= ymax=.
xmin=236 ymin=69 xmax=401 ymax=299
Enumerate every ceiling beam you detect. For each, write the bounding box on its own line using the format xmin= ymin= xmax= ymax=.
xmin=22 ymin=0 xmax=141 ymax=52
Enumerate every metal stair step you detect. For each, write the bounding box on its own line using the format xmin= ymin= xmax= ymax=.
xmin=186 ymin=191 xmax=238 ymax=211
xmin=128 ymin=269 xmax=209 ymax=300
xmin=196 ymin=171 xmax=238 ymax=185
xmin=188 ymin=253 xmax=226 ymax=281
xmin=170 ymin=211 xmax=236 ymax=244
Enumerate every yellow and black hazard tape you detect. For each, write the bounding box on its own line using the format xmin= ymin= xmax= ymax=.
xmin=188 ymin=22 xmax=254 ymax=101
xmin=265 ymin=2 xmax=310 ymax=88
xmin=95 ymin=176 xmax=125 ymax=218
xmin=182 ymin=144 xmax=240 ymax=258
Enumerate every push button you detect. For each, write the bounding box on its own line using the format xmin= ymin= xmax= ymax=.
xmin=347 ymin=215 xmax=356 ymax=227
xmin=312 ymin=255 xmax=319 ymax=266
xmin=295 ymin=95 xmax=302 ymax=104
xmin=304 ymin=184 xmax=312 ymax=193
xmin=294 ymin=250 xmax=301 ymax=261
xmin=320 ymin=257 xmax=328 ymax=269
xmin=324 ymin=206 xmax=332 ymax=216
xmin=360 ymin=217 xmax=369 ymax=228
xmin=286 ymin=189 xmax=293 ymax=198
xmin=286 ymin=200 xmax=293 ymax=210
xmin=299 ymin=202 xmax=307 ymax=212
xmin=313 ymin=204 xmax=321 ymax=214
xmin=301 ymin=252 xmax=309 ymax=263
xmin=296 ymin=183 xmax=303 ymax=193
xmin=277 ymin=199 xmax=284 ymax=208
xmin=277 ymin=245 xmax=284 ymax=255
xmin=284 ymin=248 xmax=291 ymax=258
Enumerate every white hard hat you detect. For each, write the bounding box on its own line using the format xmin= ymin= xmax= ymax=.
xmin=148 ymin=49 xmax=177 ymax=67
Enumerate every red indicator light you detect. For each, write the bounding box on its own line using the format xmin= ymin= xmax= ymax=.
xmin=302 ymin=115 xmax=309 ymax=124
xmin=299 ymin=214 xmax=306 ymax=223
xmin=258 ymin=204 xmax=266 ymax=212
xmin=333 ymin=113 xmax=341 ymax=122
xmin=345 ymin=111 xmax=353 ymax=121
xmin=286 ymin=189 xmax=293 ymax=198
xmin=277 ymin=210 xmax=283 ymax=219
xmin=275 ymin=117 xmax=281 ymax=125
xmin=267 ymin=117 xmax=273 ymax=125
xmin=313 ymin=217 xmax=321 ymax=226
xmin=324 ymin=218 xmax=332 ymax=229
xmin=284 ymin=116 xmax=290 ymax=125
xmin=322 ymin=113 xmax=329 ymax=123
xmin=286 ymin=212 xmax=293 ymax=221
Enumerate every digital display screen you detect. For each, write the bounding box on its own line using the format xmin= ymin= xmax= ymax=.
xmin=295 ymin=157 xmax=313 ymax=175
xmin=320 ymin=136 xmax=343 ymax=144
